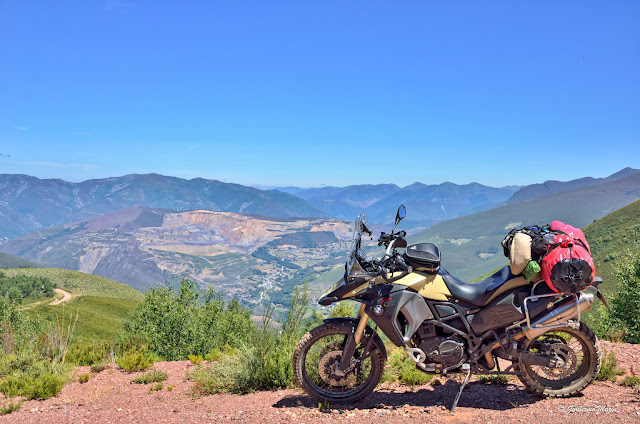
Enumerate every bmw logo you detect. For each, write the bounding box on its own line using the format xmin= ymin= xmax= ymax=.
xmin=373 ymin=305 xmax=384 ymax=315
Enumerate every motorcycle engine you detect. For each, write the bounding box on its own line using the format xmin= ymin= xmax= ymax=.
xmin=414 ymin=322 xmax=466 ymax=368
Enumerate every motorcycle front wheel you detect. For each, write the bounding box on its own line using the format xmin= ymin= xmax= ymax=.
xmin=293 ymin=322 xmax=385 ymax=404
xmin=518 ymin=321 xmax=601 ymax=397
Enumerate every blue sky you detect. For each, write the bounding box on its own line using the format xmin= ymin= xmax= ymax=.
xmin=1 ymin=1 xmax=638 ymax=187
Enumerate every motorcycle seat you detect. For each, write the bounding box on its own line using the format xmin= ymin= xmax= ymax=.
xmin=439 ymin=266 xmax=529 ymax=307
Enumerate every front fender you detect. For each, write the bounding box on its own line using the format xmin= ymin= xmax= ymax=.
xmin=322 ymin=317 xmax=388 ymax=363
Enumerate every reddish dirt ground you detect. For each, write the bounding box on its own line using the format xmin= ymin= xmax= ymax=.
xmin=1 ymin=341 xmax=638 ymax=424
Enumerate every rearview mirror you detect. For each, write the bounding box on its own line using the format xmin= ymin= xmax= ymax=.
xmin=395 ymin=205 xmax=406 ymax=225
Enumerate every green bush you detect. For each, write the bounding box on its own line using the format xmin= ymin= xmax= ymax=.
xmin=90 ymin=363 xmax=109 ymax=374
xmin=0 ymin=363 xmax=68 ymax=400
xmin=188 ymin=355 xmax=244 ymax=396
xmin=0 ymin=399 xmax=22 ymax=415
xmin=477 ymin=375 xmax=509 ymax=384
xmin=381 ymin=347 xmax=433 ymax=387
xmin=620 ymin=375 xmax=640 ymax=387
xmin=0 ymin=272 xmax=56 ymax=302
xmin=236 ymin=286 xmax=311 ymax=391
xmin=596 ymin=350 xmax=624 ymax=382
xmin=188 ymin=286 xmax=315 ymax=395
xmin=78 ymin=373 xmax=90 ymax=384
xmin=66 ymin=340 xmax=114 ymax=366
xmin=116 ymin=347 xmax=154 ymax=372
xmin=188 ymin=354 xmax=203 ymax=365
xmin=118 ymin=280 xmax=254 ymax=361
xmin=596 ymin=252 xmax=640 ymax=343
xmin=0 ymin=298 xmax=72 ymax=400
xmin=328 ymin=301 xmax=357 ymax=318
xmin=131 ymin=369 xmax=168 ymax=384
xmin=205 ymin=344 xmax=238 ymax=362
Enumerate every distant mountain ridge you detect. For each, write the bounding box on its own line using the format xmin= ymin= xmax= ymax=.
xmin=278 ymin=182 xmax=520 ymax=226
xmin=505 ymin=167 xmax=639 ymax=204
xmin=0 ymin=173 xmax=327 ymax=240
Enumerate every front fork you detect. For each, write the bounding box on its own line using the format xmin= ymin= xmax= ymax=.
xmin=336 ymin=304 xmax=369 ymax=373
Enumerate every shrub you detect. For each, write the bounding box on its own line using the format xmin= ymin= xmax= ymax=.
xmin=620 ymin=375 xmax=640 ymax=387
xmin=188 ymin=286 xmax=314 ymax=395
xmin=187 ymin=355 xmax=244 ymax=396
xmin=131 ymin=369 xmax=168 ymax=384
xmin=90 ymin=363 xmax=109 ymax=374
xmin=0 ymin=364 xmax=69 ymax=400
xmin=0 ymin=399 xmax=22 ymax=415
xmin=381 ymin=347 xmax=433 ymax=387
xmin=116 ymin=347 xmax=154 ymax=372
xmin=477 ymin=375 xmax=509 ymax=384
xmin=0 ymin=301 xmax=72 ymax=400
xmin=328 ymin=301 xmax=357 ymax=318
xmin=205 ymin=344 xmax=238 ymax=362
xmin=118 ymin=280 xmax=254 ymax=361
xmin=66 ymin=340 xmax=114 ymax=366
xmin=167 ymin=385 xmax=173 ymax=391
xmin=596 ymin=252 xmax=640 ymax=343
xmin=78 ymin=373 xmax=90 ymax=384
xmin=188 ymin=354 xmax=203 ymax=365
xmin=0 ymin=273 xmax=56 ymax=302
xmin=596 ymin=350 xmax=624 ymax=382
xmin=154 ymin=382 xmax=163 ymax=391
xmin=235 ymin=286 xmax=311 ymax=391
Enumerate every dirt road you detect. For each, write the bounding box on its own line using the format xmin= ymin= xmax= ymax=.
xmin=49 ymin=288 xmax=72 ymax=306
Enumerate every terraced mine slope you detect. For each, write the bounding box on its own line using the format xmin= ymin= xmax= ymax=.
xmin=0 ymin=208 xmax=360 ymax=307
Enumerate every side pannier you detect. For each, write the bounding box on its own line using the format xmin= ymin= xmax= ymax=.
xmin=403 ymin=243 xmax=441 ymax=274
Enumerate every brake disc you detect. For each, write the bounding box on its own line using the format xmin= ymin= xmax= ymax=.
xmin=317 ymin=342 xmax=357 ymax=387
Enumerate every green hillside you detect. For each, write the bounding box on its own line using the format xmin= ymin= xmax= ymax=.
xmin=583 ymin=198 xmax=640 ymax=296
xmin=0 ymin=252 xmax=42 ymax=269
xmin=4 ymin=268 xmax=143 ymax=341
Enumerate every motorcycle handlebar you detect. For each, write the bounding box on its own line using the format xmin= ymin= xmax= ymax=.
xmin=394 ymin=255 xmax=412 ymax=273
xmin=377 ymin=254 xmax=412 ymax=282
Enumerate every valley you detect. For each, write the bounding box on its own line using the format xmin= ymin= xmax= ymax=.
xmin=0 ymin=207 xmax=368 ymax=307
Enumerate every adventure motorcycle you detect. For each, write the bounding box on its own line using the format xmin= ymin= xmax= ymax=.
xmin=293 ymin=206 xmax=607 ymax=412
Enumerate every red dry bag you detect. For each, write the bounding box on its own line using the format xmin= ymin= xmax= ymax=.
xmin=540 ymin=221 xmax=595 ymax=294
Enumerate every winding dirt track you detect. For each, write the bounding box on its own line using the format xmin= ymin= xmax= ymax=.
xmin=49 ymin=289 xmax=72 ymax=306
xmin=0 ymin=341 xmax=638 ymax=424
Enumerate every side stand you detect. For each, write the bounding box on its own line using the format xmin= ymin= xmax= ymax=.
xmin=450 ymin=363 xmax=471 ymax=413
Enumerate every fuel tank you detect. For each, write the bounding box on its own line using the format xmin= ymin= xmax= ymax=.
xmin=392 ymin=271 xmax=452 ymax=301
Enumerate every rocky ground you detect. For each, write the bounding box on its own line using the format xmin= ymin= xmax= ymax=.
xmin=1 ymin=341 xmax=639 ymax=424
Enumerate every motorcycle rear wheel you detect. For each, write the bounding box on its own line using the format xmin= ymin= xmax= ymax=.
xmin=518 ymin=321 xmax=601 ymax=397
xmin=292 ymin=322 xmax=385 ymax=404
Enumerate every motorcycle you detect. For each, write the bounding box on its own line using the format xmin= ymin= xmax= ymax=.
xmin=293 ymin=205 xmax=607 ymax=412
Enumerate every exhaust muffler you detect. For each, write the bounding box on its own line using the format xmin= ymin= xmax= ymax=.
xmin=522 ymin=290 xmax=595 ymax=340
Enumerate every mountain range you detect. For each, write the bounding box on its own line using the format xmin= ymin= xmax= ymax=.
xmin=0 ymin=167 xmax=638 ymax=305
xmin=0 ymin=173 xmax=326 ymax=240
xmin=280 ymin=182 xmax=521 ymax=227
